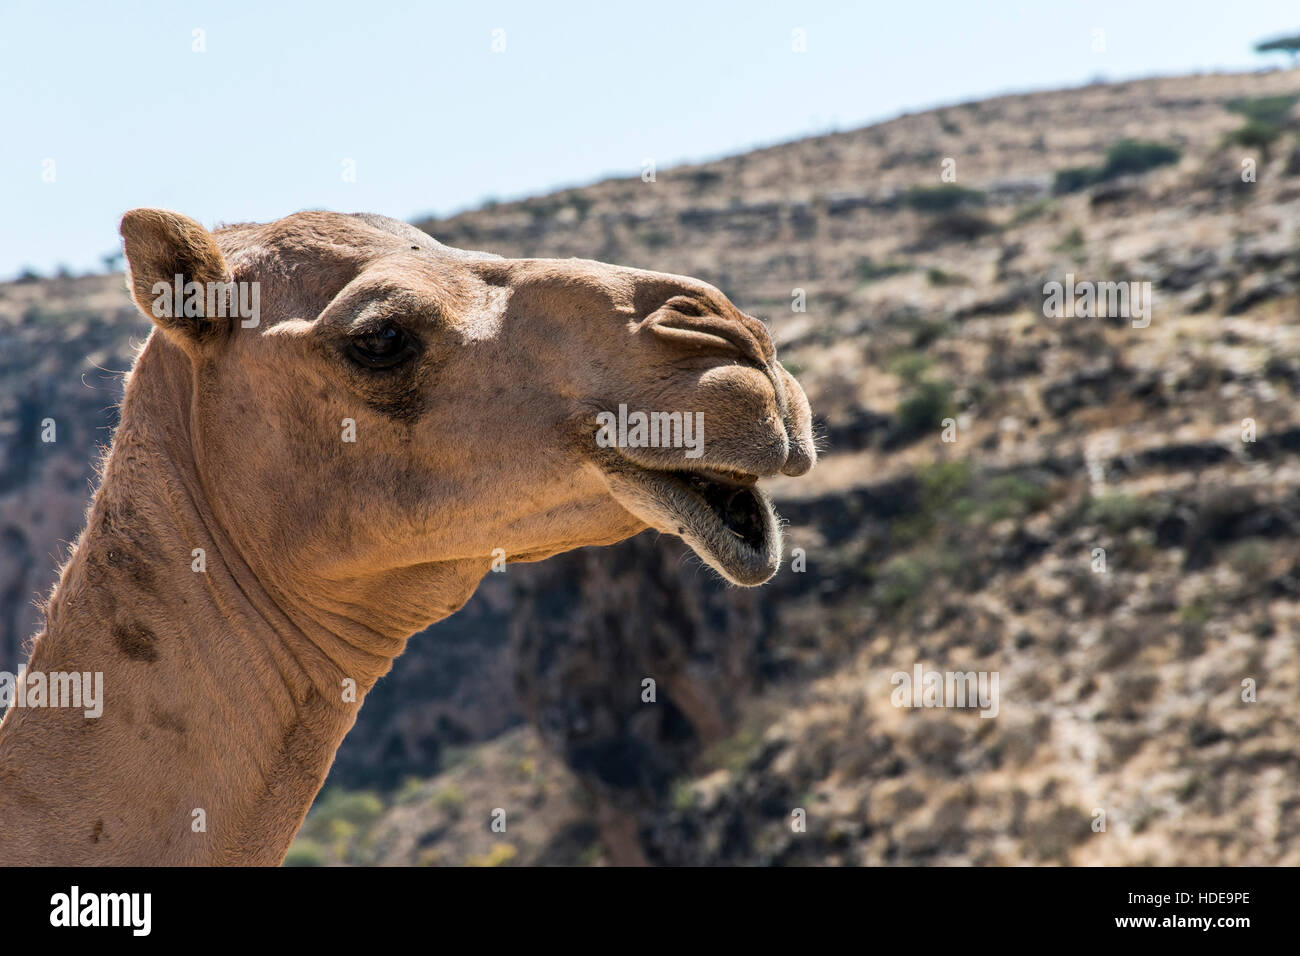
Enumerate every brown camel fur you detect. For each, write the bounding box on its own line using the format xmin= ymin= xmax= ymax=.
xmin=0 ymin=209 xmax=815 ymax=865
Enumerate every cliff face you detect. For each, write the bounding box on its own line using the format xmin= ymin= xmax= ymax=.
xmin=4 ymin=69 xmax=1300 ymax=865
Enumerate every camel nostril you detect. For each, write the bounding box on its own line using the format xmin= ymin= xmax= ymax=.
xmin=650 ymin=303 xmax=772 ymax=369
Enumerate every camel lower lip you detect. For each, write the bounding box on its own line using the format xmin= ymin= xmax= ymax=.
xmin=604 ymin=461 xmax=782 ymax=586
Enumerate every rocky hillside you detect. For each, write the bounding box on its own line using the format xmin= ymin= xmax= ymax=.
xmin=3 ymin=69 xmax=1299 ymax=865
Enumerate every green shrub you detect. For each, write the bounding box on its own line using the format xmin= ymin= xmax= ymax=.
xmin=1053 ymin=140 xmax=1180 ymax=194
xmin=908 ymin=318 xmax=950 ymax=349
xmin=396 ymin=775 xmax=426 ymax=805
xmin=1227 ymin=539 xmax=1272 ymax=579
xmin=283 ymin=839 xmax=326 ymax=867
xmin=926 ymin=267 xmax=963 ymax=286
xmin=871 ymin=549 xmax=960 ymax=611
xmin=700 ymin=729 xmax=762 ymax=774
xmin=981 ymin=474 xmax=1051 ymax=521
xmin=1226 ymin=94 xmax=1297 ymax=125
xmin=923 ymin=209 xmax=996 ymax=243
xmin=857 ymin=257 xmax=912 ymax=282
xmin=871 ymin=555 xmax=933 ymax=611
xmin=901 ymin=185 xmax=986 ymax=213
xmin=466 ymin=843 xmax=518 ymax=867
xmin=889 ymin=459 xmax=974 ymax=545
xmin=1053 ymin=166 xmax=1102 ymax=194
xmin=433 ymin=784 xmax=467 ymax=819
xmin=670 ymin=779 xmax=698 ymax=811
xmin=297 ymin=787 xmax=386 ymax=855
xmin=1223 ymin=120 xmax=1284 ymax=157
xmin=1084 ymin=494 xmax=1147 ymax=532
xmin=918 ymin=459 xmax=975 ymax=513
xmin=1101 ymin=139 xmax=1181 ymax=177
xmin=895 ymin=379 xmax=957 ymax=442
xmin=890 ymin=463 xmax=1051 ymax=549
xmin=311 ymin=789 xmax=384 ymax=827
xmin=888 ymin=351 xmax=932 ymax=384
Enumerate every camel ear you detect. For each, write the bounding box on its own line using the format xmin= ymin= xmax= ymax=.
xmin=120 ymin=208 xmax=232 ymax=347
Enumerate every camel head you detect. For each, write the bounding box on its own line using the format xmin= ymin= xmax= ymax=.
xmin=118 ymin=209 xmax=816 ymax=629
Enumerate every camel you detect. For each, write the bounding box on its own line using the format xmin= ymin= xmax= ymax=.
xmin=0 ymin=209 xmax=815 ymax=865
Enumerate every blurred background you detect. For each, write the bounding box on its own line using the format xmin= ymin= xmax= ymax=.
xmin=2 ymin=2 xmax=1299 ymax=864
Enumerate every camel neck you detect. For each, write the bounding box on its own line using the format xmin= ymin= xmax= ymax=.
xmin=0 ymin=336 xmax=470 ymax=864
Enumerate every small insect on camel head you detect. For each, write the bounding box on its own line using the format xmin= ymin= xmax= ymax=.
xmin=119 ymin=209 xmax=816 ymax=629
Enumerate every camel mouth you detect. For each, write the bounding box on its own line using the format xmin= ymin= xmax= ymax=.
xmin=598 ymin=459 xmax=782 ymax=586
xmin=677 ymin=470 xmax=767 ymax=548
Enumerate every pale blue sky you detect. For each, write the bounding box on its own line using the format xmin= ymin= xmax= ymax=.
xmin=2 ymin=1 xmax=1297 ymax=278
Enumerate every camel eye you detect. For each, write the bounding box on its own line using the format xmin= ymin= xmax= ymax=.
xmin=348 ymin=324 xmax=411 ymax=368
